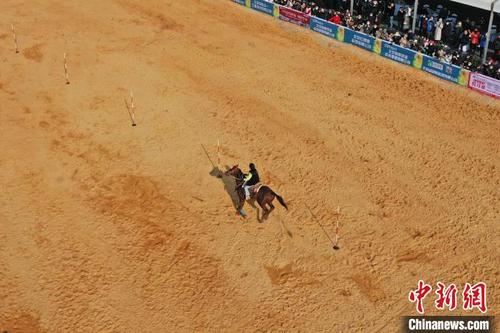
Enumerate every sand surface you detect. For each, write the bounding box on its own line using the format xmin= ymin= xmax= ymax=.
xmin=1 ymin=0 xmax=499 ymax=332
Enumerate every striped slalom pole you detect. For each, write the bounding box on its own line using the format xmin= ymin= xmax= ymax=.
xmin=333 ymin=206 xmax=340 ymax=250
xmin=11 ymin=24 xmax=19 ymax=53
xmin=64 ymin=53 xmax=70 ymax=85
xmin=130 ymin=90 xmax=136 ymax=126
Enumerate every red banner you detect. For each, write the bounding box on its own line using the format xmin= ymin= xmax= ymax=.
xmin=278 ymin=6 xmax=310 ymax=27
xmin=468 ymin=72 xmax=500 ymax=99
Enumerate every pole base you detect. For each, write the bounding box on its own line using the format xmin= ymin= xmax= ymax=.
xmin=132 ymin=123 xmax=137 ymax=127
xmin=333 ymin=245 xmax=340 ymax=250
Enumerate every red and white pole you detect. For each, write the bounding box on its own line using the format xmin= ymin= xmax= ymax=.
xmin=333 ymin=206 xmax=340 ymax=250
xmin=130 ymin=90 xmax=136 ymax=126
xmin=64 ymin=53 xmax=70 ymax=85
xmin=11 ymin=24 xmax=19 ymax=53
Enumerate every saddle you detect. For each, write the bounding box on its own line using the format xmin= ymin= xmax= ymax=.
xmin=249 ymin=182 xmax=264 ymax=197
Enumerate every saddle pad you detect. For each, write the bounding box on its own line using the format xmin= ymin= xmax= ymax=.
xmin=252 ymin=183 xmax=264 ymax=194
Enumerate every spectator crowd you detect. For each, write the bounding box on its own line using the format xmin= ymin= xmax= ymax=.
xmin=273 ymin=0 xmax=500 ymax=79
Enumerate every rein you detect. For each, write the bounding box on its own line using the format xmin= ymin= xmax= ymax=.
xmin=224 ymin=171 xmax=244 ymax=187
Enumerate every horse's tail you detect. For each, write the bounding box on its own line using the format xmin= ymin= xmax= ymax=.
xmin=272 ymin=190 xmax=288 ymax=210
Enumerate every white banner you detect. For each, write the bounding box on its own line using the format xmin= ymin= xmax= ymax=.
xmin=468 ymin=72 xmax=500 ymax=99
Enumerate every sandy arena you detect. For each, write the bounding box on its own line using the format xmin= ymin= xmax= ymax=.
xmin=1 ymin=0 xmax=499 ymax=332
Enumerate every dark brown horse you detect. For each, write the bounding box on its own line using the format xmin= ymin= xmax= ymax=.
xmin=225 ymin=165 xmax=288 ymax=220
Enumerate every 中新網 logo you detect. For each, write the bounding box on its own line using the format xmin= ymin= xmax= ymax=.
xmin=408 ymin=280 xmax=487 ymax=314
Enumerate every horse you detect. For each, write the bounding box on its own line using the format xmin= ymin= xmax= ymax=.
xmin=224 ymin=165 xmax=288 ymax=220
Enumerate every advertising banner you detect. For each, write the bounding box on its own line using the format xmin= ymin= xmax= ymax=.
xmin=380 ymin=41 xmax=421 ymax=68
xmin=343 ymin=29 xmax=376 ymax=52
xmin=309 ymin=17 xmax=338 ymax=40
xmin=250 ymin=0 xmax=274 ymax=16
xmin=232 ymin=0 xmax=247 ymax=5
xmin=468 ymin=72 xmax=500 ymax=98
xmin=421 ymin=56 xmax=465 ymax=84
xmin=278 ymin=6 xmax=310 ymax=27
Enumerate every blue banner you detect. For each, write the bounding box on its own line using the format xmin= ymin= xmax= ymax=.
xmin=421 ymin=55 xmax=462 ymax=83
xmin=380 ymin=41 xmax=418 ymax=67
xmin=250 ymin=0 xmax=274 ymax=16
xmin=309 ymin=17 xmax=338 ymax=39
xmin=232 ymin=0 xmax=246 ymax=5
xmin=344 ymin=29 xmax=375 ymax=52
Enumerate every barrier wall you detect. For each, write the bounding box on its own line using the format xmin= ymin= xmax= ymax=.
xmin=310 ymin=17 xmax=339 ymax=40
xmin=250 ymin=0 xmax=274 ymax=16
xmin=468 ymin=72 xmax=500 ymax=98
xmin=344 ymin=28 xmax=376 ymax=52
xmin=278 ymin=6 xmax=310 ymax=27
xmin=233 ymin=0 xmax=248 ymax=5
xmin=421 ymin=55 xmax=470 ymax=86
xmin=231 ymin=0 xmax=499 ymax=98
xmin=380 ymin=41 xmax=421 ymax=68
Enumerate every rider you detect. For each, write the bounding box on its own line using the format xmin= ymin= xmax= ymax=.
xmin=242 ymin=163 xmax=260 ymax=199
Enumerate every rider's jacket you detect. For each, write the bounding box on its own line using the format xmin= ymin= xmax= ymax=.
xmin=243 ymin=169 xmax=260 ymax=186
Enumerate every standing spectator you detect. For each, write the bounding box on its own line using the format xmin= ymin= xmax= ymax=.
xmin=437 ymin=48 xmax=446 ymax=61
xmin=300 ymin=2 xmax=306 ymax=12
xmin=312 ymin=4 xmax=320 ymax=16
xmin=470 ymin=28 xmax=480 ymax=53
xmin=463 ymin=17 xmax=472 ymax=31
xmin=400 ymin=33 xmax=409 ymax=47
xmin=494 ymin=35 xmax=500 ymax=61
xmin=305 ymin=4 xmax=312 ymax=15
xmin=369 ymin=12 xmax=375 ymax=24
xmin=479 ymin=34 xmax=487 ymax=56
xmin=440 ymin=7 xmax=449 ymax=19
xmin=403 ymin=7 xmax=411 ymax=32
xmin=386 ymin=1 xmax=395 ymax=28
xmin=340 ymin=0 xmax=349 ymax=11
xmin=442 ymin=20 xmax=452 ymax=43
xmin=365 ymin=21 xmax=374 ymax=35
xmin=376 ymin=10 xmax=383 ymax=27
xmin=318 ymin=7 xmax=327 ymax=19
xmin=426 ymin=16 xmax=435 ymax=39
xmin=329 ymin=11 xmax=341 ymax=24
xmin=393 ymin=31 xmax=402 ymax=44
xmin=454 ymin=21 xmax=463 ymax=48
xmin=397 ymin=7 xmax=405 ymax=29
xmin=434 ymin=18 xmax=444 ymax=41
xmin=420 ymin=15 xmax=428 ymax=36
xmin=460 ymin=29 xmax=470 ymax=53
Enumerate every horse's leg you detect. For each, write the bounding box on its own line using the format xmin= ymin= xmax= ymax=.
xmin=257 ymin=198 xmax=268 ymax=222
xmin=248 ymin=196 xmax=257 ymax=208
xmin=261 ymin=197 xmax=274 ymax=220
xmin=268 ymin=200 xmax=275 ymax=216
xmin=236 ymin=188 xmax=245 ymax=215
xmin=263 ymin=194 xmax=275 ymax=220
